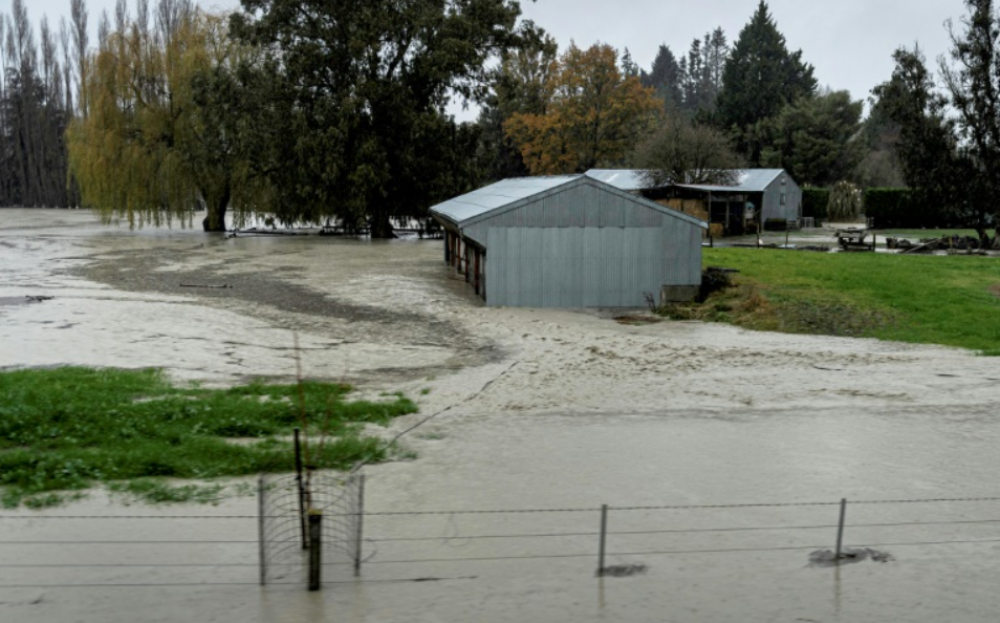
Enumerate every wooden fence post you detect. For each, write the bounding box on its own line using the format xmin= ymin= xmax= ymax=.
xmin=354 ymin=474 xmax=366 ymax=577
xmin=308 ymin=511 xmax=322 ymax=591
xmin=258 ymin=476 xmax=266 ymax=586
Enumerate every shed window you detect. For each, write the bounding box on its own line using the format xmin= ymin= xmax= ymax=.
xmin=780 ymin=193 xmax=786 ymax=206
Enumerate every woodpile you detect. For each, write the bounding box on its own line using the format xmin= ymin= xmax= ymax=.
xmin=889 ymin=236 xmax=984 ymax=254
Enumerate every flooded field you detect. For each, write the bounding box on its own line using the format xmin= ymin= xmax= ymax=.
xmin=2 ymin=209 xmax=1000 ymax=622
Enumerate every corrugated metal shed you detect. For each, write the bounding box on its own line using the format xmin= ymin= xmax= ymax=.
xmin=429 ymin=176 xmax=707 ymax=308
xmin=583 ymin=168 xmax=802 ymax=226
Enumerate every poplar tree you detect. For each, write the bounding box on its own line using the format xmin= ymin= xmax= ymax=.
xmin=0 ymin=0 xmax=72 ymax=207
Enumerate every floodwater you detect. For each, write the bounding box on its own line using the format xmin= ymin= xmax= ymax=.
xmin=2 ymin=209 xmax=1000 ymax=622
xmin=0 ymin=208 xmax=489 ymax=385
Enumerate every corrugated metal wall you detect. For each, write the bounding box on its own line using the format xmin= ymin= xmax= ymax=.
xmin=464 ymin=184 xmax=664 ymax=244
xmin=478 ymin=184 xmax=702 ymax=308
xmin=762 ymin=175 xmax=803 ymax=223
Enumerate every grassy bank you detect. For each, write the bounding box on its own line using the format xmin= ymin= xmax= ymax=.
xmin=0 ymin=367 xmax=417 ymax=508
xmin=668 ymin=249 xmax=1000 ymax=354
xmin=872 ymin=228 xmax=980 ymax=240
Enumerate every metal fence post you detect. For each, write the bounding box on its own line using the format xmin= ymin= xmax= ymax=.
xmin=598 ymin=504 xmax=608 ymax=577
xmin=354 ymin=474 xmax=366 ymax=577
xmin=258 ymin=475 xmax=266 ymax=586
xmin=308 ymin=511 xmax=322 ymax=591
xmin=835 ymin=498 xmax=847 ymax=562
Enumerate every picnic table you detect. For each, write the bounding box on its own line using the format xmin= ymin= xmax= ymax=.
xmin=835 ymin=228 xmax=875 ymax=252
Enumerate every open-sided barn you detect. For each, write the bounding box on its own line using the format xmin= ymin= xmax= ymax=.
xmin=586 ymin=168 xmax=803 ymax=235
xmin=429 ymin=175 xmax=707 ymax=308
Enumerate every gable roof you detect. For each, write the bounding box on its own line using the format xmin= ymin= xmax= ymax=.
xmin=675 ymin=169 xmax=787 ymax=194
xmin=429 ymin=176 xmax=579 ymax=226
xmin=429 ymin=175 xmax=707 ymax=231
xmin=583 ymin=168 xmax=791 ymax=194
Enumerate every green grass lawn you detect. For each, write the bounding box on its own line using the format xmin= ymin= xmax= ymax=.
xmin=0 ymin=367 xmax=417 ymax=508
xmin=871 ymin=228 xmax=980 ymax=240
xmin=685 ymin=248 xmax=1000 ymax=354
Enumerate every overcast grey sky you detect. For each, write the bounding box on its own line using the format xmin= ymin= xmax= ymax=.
xmin=2 ymin=0 xmax=968 ymax=118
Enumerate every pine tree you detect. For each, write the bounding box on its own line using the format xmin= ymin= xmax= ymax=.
xmin=640 ymin=44 xmax=683 ymax=113
xmin=768 ymin=90 xmax=865 ymax=186
xmin=716 ymin=1 xmax=816 ymax=163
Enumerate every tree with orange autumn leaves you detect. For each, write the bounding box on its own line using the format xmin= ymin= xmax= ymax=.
xmin=504 ymin=43 xmax=661 ymax=175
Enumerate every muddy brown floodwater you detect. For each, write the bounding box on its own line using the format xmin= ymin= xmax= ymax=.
xmin=2 ymin=209 xmax=1000 ymax=622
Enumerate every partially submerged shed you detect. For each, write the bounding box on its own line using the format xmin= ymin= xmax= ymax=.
xmin=429 ymin=175 xmax=707 ymax=308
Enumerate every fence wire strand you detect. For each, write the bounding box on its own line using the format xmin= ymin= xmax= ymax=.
xmin=8 ymin=493 xmax=1000 ymax=588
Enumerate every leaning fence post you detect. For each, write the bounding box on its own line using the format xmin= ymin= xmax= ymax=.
xmin=258 ymin=475 xmax=266 ymax=586
xmin=354 ymin=474 xmax=366 ymax=577
xmin=308 ymin=510 xmax=323 ymax=591
xmin=294 ymin=428 xmax=307 ymax=550
xmin=835 ymin=498 xmax=847 ymax=562
xmin=597 ymin=504 xmax=609 ymax=577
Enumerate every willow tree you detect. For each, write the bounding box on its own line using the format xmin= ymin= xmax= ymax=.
xmin=68 ymin=5 xmax=268 ymax=230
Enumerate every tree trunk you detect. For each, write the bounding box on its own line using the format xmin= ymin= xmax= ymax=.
xmin=202 ymin=185 xmax=230 ymax=232
xmin=975 ymin=225 xmax=989 ymax=249
xmin=369 ymin=210 xmax=397 ymax=239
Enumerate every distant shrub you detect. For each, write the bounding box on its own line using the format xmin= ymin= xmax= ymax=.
xmin=827 ymin=181 xmax=864 ymax=222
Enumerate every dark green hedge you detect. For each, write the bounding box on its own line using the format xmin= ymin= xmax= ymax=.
xmin=802 ymin=187 xmax=829 ymax=220
xmin=864 ymin=188 xmax=948 ymax=228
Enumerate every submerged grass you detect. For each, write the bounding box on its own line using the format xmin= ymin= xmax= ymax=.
xmin=664 ymin=249 xmax=1000 ymax=353
xmin=0 ymin=367 xmax=418 ymax=507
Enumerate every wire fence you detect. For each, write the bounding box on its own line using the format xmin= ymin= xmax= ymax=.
xmin=4 ymin=493 xmax=1000 ymax=589
xmin=258 ymin=470 xmax=363 ymax=587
